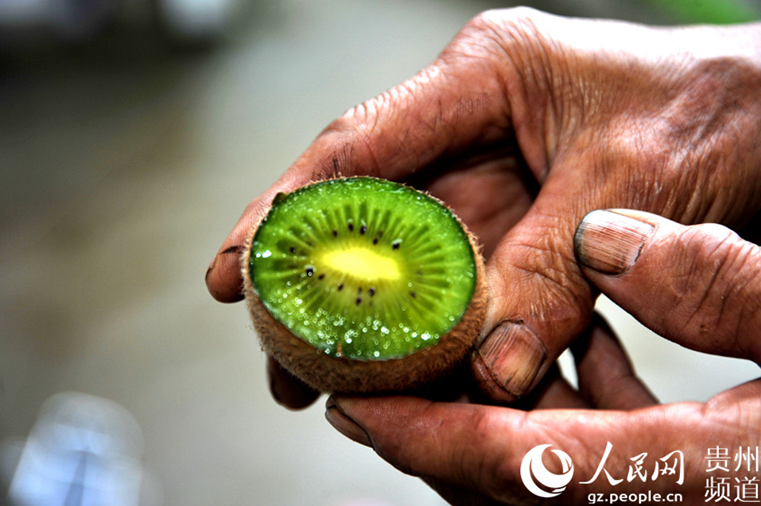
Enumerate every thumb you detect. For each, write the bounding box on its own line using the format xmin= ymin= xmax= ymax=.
xmin=575 ymin=209 xmax=761 ymax=363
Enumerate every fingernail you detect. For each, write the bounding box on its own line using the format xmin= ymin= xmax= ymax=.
xmin=325 ymin=398 xmax=372 ymax=447
xmin=207 ymin=245 xmax=244 ymax=281
xmin=206 ymin=245 xmax=247 ymax=302
xmin=267 ymin=357 xmax=320 ymax=410
xmin=476 ymin=322 xmax=546 ymax=398
xmin=575 ymin=210 xmax=653 ymax=275
xmin=267 ymin=358 xmax=284 ymax=405
xmin=205 ymin=256 xmax=217 ymax=285
xmin=221 ymin=245 xmax=244 ymax=256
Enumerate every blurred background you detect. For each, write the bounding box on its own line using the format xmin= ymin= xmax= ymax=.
xmin=1 ymin=0 xmax=760 ymax=505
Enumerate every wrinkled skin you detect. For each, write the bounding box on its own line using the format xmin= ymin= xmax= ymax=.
xmin=206 ymin=8 xmax=761 ymax=504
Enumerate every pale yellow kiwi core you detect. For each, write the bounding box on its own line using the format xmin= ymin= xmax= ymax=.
xmin=319 ymin=247 xmax=400 ymax=281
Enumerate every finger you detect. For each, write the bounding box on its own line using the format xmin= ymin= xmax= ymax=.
xmin=575 ymin=209 xmax=761 ymax=363
xmin=267 ymin=356 xmax=320 ymax=410
xmin=571 ymin=314 xmax=657 ymax=409
xmin=205 ymin=17 xmax=515 ymax=302
xmin=205 ymin=244 xmax=246 ymax=303
xmin=325 ymin=394 xmax=725 ymax=504
xmin=469 ymin=181 xmax=598 ymax=403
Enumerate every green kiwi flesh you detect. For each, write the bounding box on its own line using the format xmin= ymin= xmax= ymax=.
xmin=243 ymin=177 xmax=487 ymax=393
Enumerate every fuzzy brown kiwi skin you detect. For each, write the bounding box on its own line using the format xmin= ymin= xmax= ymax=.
xmin=241 ymin=181 xmax=489 ymax=394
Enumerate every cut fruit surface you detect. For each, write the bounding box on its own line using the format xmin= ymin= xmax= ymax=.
xmin=249 ymin=177 xmax=478 ymax=361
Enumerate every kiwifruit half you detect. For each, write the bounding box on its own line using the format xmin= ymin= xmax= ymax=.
xmin=242 ymin=176 xmax=487 ymax=393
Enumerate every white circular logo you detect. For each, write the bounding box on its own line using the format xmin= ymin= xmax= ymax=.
xmin=520 ymin=444 xmax=574 ymax=498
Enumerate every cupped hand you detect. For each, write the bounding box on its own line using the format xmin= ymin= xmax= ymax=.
xmin=205 ymin=8 xmax=761 ymax=406
xmin=325 ymin=211 xmax=761 ymax=505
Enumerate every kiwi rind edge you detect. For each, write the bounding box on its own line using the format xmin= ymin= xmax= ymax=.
xmin=241 ymin=177 xmax=488 ymax=394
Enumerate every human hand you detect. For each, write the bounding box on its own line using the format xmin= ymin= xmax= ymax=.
xmin=205 ymin=8 xmax=761 ymax=406
xmin=324 ymin=210 xmax=761 ymax=505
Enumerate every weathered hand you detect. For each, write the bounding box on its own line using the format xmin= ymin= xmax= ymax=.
xmin=205 ymin=8 xmax=761 ymax=405
xmin=324 ymin=210 xmax=761 ymax=505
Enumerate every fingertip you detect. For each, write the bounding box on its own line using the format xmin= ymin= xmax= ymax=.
xmin=325 ymin=396 xmax=373 ymax=447
xmin=267 ymin=356 xmax=320 ymax=410
xmin=205 ymin=245 xmax=246 ymax=303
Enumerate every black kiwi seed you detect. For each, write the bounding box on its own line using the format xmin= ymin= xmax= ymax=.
xmin=373 ymin=238 xmax=378 ymax=245
xmin=305 ymin=267 xmax=314 ymax=277
xmin=368 ymin=288 xmax=375 ymax=297
xmin=318 ymin=274 xmax=325 ymax=280
xmin=337 ymin=283 xmax=344 ymax=291
xmin=332 ymin=230 xmax=338 ymax=237
xmin=348 ymin=223 xmax=354 ymax=232
xmin=356 ymin=297 xmax=362 ymax=305
xmin=410 ymin=291 xmax=417 ymax=298
xmin=360 ymin=225 xmax=367 ymax=235
xmin=392 ymin=241 xmax=401 ymax=250
xmin=290 ymin=247 xmax=297 ymax=254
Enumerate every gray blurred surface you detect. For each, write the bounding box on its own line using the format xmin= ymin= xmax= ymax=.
xmin=0 ymin=1 xmax=759 ymax=505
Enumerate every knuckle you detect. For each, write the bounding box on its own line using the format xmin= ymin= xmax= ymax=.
xmin=465 ymin=8 xmax=531 ymax=33
xmin=594 ymin=125 xmax=672 ymax=208
xmin=494 ymin=220 xmax=593 ymax=324
xmin=310 ymin=103 xmax=385 ymax=179
xmin=324 ymin=98 xmax=384 ymax=141
xmin=446 ymin=7 xmax=544 ymax=64
xmin=678 ymin=224 xmax=743 ymax=291
xmin=703 ymin=388 xmax=761 ymax=451
xmin=467 ymin=410 xmax=522 ymax=502
xmin=471 ymin=6 xmax=543 ymax=33
xmin=669 ymin=223 xmax=760 ymax=344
